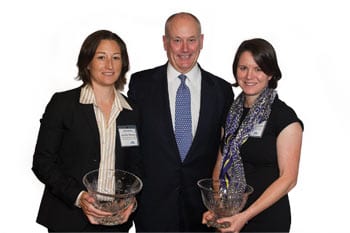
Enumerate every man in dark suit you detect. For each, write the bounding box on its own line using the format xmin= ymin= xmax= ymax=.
xmin=127 ymin=12 xmax=234 ymax=232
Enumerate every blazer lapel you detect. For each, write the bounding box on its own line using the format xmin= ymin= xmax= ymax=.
xmin=79 ymin=103 xmax=100 ymax=146
xmin=152 ymin=66 xmax=180 ymax=157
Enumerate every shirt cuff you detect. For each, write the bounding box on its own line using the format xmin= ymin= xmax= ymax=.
xmin=75 ymin=190 xmax=85 ymax=208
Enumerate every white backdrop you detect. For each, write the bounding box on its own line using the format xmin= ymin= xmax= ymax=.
xmin=1 ymin=0 xmax=349 ymax=232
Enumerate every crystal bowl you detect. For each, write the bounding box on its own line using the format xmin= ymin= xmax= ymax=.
xmin=197 ymin=178 xmax=253 ymax=228
xmin=82 ymin=169 xmax=142 ymax=225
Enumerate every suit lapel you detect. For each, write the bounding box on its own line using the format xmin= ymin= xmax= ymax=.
xmin=186 ymin=70 xmax=217 ymax=160
xmin=152 ymin=66 xmax=180 ymax=157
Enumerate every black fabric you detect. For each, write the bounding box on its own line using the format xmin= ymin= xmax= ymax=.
xmin=240 ymin=97 xmax=303 ymax=232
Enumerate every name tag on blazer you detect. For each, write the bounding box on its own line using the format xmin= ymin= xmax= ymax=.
xmin=118 ymin=125 xmax=139 ymax=147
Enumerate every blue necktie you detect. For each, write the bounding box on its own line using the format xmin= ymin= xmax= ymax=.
xmin=175 ymin=74 xmax=192 ymax=162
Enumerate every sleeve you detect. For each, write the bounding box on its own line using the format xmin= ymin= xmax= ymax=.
xmin=273 ymin=99 xmax=304 ymax=136
xmin=32 ymin=93 xmax=82 ymax=206
xmin=74 ymin=191 xmax=85 ymax=208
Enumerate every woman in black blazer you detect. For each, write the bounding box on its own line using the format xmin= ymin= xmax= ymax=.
xmin=32 ymin=30 xmax=141 ymax=232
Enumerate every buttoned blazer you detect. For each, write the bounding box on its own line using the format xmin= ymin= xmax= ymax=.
xmin=32 ymin=87 xmax=141 ymax=232
xmin=127 ymin=64 xmax=234 ymax=232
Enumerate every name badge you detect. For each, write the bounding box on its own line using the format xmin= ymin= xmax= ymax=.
xmin=118 ymin=125 xmax=139 ymax=147
xmin=249 ymin=121 xmax=267 ymax=138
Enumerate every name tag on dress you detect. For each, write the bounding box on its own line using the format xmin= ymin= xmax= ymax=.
xmin=118 ymin=125 xmax=139 ymax=147
xmin=249 ymin=121 xmax=267 ymax=138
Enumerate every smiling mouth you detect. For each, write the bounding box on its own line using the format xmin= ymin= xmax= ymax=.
xmin=102 ymin=72 xmax=114 ymax=76
xmin=179 ymin=54 xmax=191 ymax=59
xmin=244 ymin=82 xmax=257 ymax=86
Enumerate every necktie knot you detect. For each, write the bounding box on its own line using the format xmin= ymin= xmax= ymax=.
xmin=178 ymin=74 xmax=187 ymax=83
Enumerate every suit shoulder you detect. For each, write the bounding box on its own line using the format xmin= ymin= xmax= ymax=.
xmin=215 ymin=75 xmax=232 ymax=87
xmin=201 ymin=69 xmax=231 ymax=86
xmin=131 ymin=65 xmax=165 ymax=79
xmin=52 ymin=87 xmax=81 ymax=100
xmin=40 ymin=87 xmax=81 ymax=124
xmin=46 ymin=87 xmax=81 ymax=111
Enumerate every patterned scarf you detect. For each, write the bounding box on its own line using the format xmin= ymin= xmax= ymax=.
xmin=220 ymin=88 xmax=277 ymax=188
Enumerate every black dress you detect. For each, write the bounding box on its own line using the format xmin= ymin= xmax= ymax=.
xmin=238 ymin=97 xmax=303 ymax=232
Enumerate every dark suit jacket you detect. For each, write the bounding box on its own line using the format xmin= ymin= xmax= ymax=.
xmin=32 ymin=87 xmax=141 ymax=232
xmin=127 ymin=64 xmax=234 ymax=232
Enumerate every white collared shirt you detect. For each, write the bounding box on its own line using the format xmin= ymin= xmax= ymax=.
xmin=80 ymin=85 xmax=132 ymax=196
xmin=167 ymin=64 xmax=201 ymax=138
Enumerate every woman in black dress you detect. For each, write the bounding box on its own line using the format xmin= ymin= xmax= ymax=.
xmin=202 ymin=38 xmax=303 ymax=232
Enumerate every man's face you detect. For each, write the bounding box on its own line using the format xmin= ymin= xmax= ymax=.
xmin=163 ymin=15 xmax=203 ymax=74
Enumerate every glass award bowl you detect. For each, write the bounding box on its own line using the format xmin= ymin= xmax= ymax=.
xmin=82 ymin=169 xmax=143 ymax=225
xmin=197 ymin=178 xmax=253 ymax=228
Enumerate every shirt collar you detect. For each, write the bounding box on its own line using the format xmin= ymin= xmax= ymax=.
xmin=167 ymin=63 xmax=200 ymax=82
xmin=79 ymin=85 xmax=132 ymax=110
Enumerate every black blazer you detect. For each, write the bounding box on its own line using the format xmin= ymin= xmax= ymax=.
xmin=128 ymin=64 xmax=234 ymax=232
xmin=32 ymin=87 xmax=141 ymax=232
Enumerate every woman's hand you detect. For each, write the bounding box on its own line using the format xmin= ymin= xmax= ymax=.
xmin=216 ymin=212 xmax=248 ymax=233
xmin=79 ymin=192 xmax=137 ymax=225
xmin=79 ymin=191 xmax=112 ymax=224
xmin=202 ymin=210 xmax=215 ymax=227
xmin=117 ymin=197 xmax=137 ymax=224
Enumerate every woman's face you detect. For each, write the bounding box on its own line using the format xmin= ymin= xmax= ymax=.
xmin=88 ymin=39 xmax=122 ymax=88
xmin=236 ymin=51 xmax=271 ymax=98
